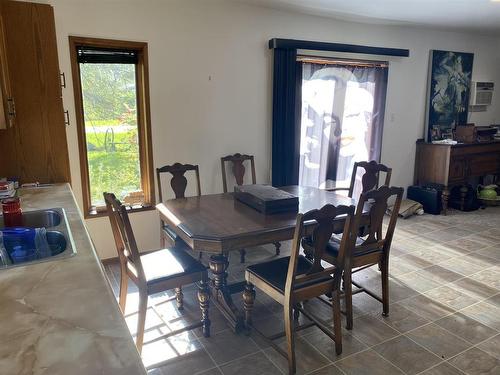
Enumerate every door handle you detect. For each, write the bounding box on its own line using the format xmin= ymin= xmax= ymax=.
xmin=64 ymin=110 xmax=70 ymax=126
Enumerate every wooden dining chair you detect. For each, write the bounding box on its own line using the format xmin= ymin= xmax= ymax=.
xmin=103 ymin=192 xmax=210 ymax=353
xmin=156 ymin=163 xmax=201 ymax=248
xmin=319 ymin=185 xmax=403 ymax=330
xmin=243 ymin=204 xmax=355 ymax=374
xmin=327 ymin=160 xmax=392 ymax=198
xmin=221 ymin=153 xmax=280 ymax=262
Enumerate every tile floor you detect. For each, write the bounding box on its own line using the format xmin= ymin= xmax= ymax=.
xmin=104 ymin=207 xmax=500 ymax=375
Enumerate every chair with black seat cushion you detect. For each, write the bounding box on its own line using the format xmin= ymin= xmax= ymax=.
xmin=327 ymin=160 xmax=392 ymax=198
xmin=318 ymin=185 xmax=403 ymax=330
xmin=243 ymin=204 xmax=355 ymax=374
xmin=103 ymin=192 xmax=210 ymax=353
xmin=156 ymin=163 xmax=201 ymax=248
xmin=221 ymin=153 xmax=281 ymax=262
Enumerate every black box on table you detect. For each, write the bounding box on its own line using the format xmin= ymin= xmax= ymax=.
xmin=234 ymin=184 xmax=299 ymax=214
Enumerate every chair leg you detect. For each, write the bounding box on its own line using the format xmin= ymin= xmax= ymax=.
xmin=243 ymin=282 xmax=255 ymax=331
xmin=239 ymin=248 xmax=246 ymax=263
xmin=344 ymin=269 xmax=353 ymax=330
xmin=332 ymin=288 xmax=343 ymax=355
xmin=118 ymin=265 xmax=128 ymax=314
xmin=381 ymin=258 xmax=390 ymax=317
xmin=274 ymin=241 xmax=281 ymax=256
xmin=198 ymin=276 xmax=211 ymax=337
xmin=136 ymin=289 xmax=148 ymax=353
xmin=284 ymin=303 xmax=296 ymax=374
xmin=304 ymin=246 xmax=313 ymax=261
xmin=175 ymin=287 xmax=184 ymax=310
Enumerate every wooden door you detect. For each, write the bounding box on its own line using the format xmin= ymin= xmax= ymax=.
xmin=0 ymin=0 xmax=70 ymax=183
xmin=0 ymin=3 xmax=13 ymax=130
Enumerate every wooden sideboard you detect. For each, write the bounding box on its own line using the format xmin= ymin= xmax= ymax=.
xmin=414 ymin=141 xmax=500 ymax=214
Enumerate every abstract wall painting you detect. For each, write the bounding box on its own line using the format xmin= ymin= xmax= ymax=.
xmin=425 ymin=49 xmax=474 ymax=142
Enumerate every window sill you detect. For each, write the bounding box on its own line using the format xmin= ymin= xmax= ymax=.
xmin=84 ymin=204 xmax=156 ymax=219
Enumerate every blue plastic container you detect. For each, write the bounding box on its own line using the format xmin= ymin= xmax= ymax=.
xmin=10 ymin=245 xmax=37 ymax=263
xmin=0 ymin=227 xmax=51 ymax=264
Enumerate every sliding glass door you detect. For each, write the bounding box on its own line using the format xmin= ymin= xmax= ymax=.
xmin=298 ymin=59 xmax=388 ymax=194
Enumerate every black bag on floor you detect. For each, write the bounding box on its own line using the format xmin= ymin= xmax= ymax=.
xmin=449 ymin=184 xmax=480 ymax=212
xmin=407 ymin=185 xmax=442 ymax=215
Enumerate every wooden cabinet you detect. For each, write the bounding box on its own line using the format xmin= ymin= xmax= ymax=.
xmin=0 ymin=0 xmax=70 ymax=183
xmin=414 ymin=141 xmax=500 ymax=214
xmin=0 ymin=73 xmax=6 ymax=129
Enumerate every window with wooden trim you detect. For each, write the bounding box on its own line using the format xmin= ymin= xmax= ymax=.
xmin=69 ymin=37 xmax=154 ymax=217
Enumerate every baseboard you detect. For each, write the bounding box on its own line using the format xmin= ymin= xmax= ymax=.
xmin=101 ymin=256 xmax=119 ymax=266
xmin=100 ymin=248 xmax=159 ymax=266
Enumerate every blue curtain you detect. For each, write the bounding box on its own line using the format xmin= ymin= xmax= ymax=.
xmin=271 ymin=48 xmax=301 ymax=186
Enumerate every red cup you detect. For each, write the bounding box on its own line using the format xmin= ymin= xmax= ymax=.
xmin=1 ymin=197 xmax=23 ymax=227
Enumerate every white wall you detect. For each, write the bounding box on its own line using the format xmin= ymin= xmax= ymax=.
xmin=45 ymin=0 xmax=500 ymax=259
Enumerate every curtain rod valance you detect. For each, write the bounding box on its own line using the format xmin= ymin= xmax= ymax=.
xmin=269 ymin=38 xmax=409 ymax=58
xmin=297 ymin=55 xmax=389 ymax=68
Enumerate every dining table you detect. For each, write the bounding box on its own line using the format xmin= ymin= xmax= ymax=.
xmin=156 ymin=185 xmax=366 ymax=332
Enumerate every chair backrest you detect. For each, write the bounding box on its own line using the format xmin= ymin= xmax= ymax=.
xmin=347 ymin=161 xmax=392 ymax=198
xmin=103 ymin=192 xmax=146 ymax=283
xmin=221 ymin=153 xmax=256 ymax=193
xmin=156 ymin=163 xmax=201 ymax=202
xmin=351 ymin=185 xmax=403 ymax=257
xmin=285 ymin=204 xmax=355 ymax=297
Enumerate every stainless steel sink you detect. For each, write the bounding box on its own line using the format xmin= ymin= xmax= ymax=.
xmin=0 ymin=209 xmax=62 ymax=228
xmin=0 ymin=208 xmax=76 ymax=269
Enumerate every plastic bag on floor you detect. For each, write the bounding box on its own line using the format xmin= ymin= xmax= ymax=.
xmin=387 ymin=199 xmax=424 ymax=219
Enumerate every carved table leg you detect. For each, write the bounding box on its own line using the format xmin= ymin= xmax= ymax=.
xmin=209 ymin=254 xmax=244 ymax=332
xmin=198 ymin=276 xmax=211 ymax=337
xmin=274 ymin=242 xmax=281 ymax=256
xmin=442 ymin=187 xmax=449 ymax=215
xmin=175 ymin=287 xmax=184 ymax=310
xmin=243 ymin=282 xmax=255 ymax=332
xmin=293 ymin=303 xmax=301 ymax=321
xmin=210 ymin=254 xmax=228 ymax=290
xmin=460 ymin=185 xmax=468 ymax=211
xmin=304 ymin=243 xmax=314 ymax=261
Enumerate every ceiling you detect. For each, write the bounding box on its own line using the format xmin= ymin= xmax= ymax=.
xmin=237 ymin=0 xmax=500 ymax=35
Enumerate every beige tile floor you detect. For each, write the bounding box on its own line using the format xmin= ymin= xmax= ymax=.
xmin=104 ymin=207 xmax=500 ymax=375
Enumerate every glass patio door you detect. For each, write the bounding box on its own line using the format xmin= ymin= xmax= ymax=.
xmin=298 ymin=58 xmax=388 ymax=194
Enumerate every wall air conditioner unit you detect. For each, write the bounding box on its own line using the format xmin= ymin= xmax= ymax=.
xmin=469 ymin=81 xmax=494 ymax=106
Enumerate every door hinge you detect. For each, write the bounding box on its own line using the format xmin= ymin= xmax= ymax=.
xmin=60 ymin=72 xmax=66 ymax=88
xmin=64 ymin=110 xmax=70 ymax=126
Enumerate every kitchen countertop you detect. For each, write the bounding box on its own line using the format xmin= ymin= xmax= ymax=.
xmin=0 ymin=184 xmax=146 ymax=375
